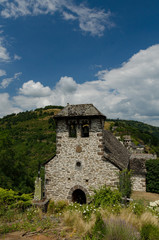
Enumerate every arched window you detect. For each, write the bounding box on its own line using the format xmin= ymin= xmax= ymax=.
xmin=81 ymin=124 xmax=89 ymax=137
xmin=69 ymin=123 xmax=77 ymax=138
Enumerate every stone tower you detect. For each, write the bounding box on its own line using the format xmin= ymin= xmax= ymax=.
xmin=44 ymin=104 xmax=145 ymax=203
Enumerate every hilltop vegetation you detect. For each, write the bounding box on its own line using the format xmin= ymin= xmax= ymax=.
xmin=0 ymin=106 xmax=159 ymax=194
xmin=105 ymin=119 xmax=159 ymax=155
xmin=0 ymin=106 xmax=63 ymax=193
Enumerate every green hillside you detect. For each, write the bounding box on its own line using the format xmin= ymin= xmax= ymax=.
xmin=0 ymin=106 xmax=63 ymax=193
xmin=106 ymin=119 xmax=159 ymax=155
xmin=0 ymin=106 xmax=159 ymax=194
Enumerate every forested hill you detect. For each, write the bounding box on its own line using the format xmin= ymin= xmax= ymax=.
xmin=0 ymin=106 xmax=63 ymax=193
xmin=0 ymin=105 xmax=159 ymax=194
xmin=105 ymin=119 xmax=159 ymax=155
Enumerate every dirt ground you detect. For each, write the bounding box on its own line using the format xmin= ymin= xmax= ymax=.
xmin=0 ymin=230 xmax=81 ymax=240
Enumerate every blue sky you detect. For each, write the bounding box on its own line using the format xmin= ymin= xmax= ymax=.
xmin=0 ymin=0 xmax=159 ymax=126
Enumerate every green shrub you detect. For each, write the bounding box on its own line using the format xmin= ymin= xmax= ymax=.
xmin=47 ymin=200 xmax=55 ymax=214
xmin=0 ymin=187 xmax=32 ymax=215
xmin=86 ymin=213 xmax=106 ymax=240
xmin=67 ymin=202 xmax=100 ymax=220
xmin=48 ymin=200 xmax=68 ymax=214
xmin=130 ymin=200 xmax=145 ymax=216
xmin=54 ymin=200 xmax=68 ymax=213
xmin=146 ymin=159 xmax=159 ymax=193
xmin=26 ymin=207 xmax=39 ymax=222
xmin=118 ymin=169 xmax=132 ymax=198
xmin=140 ymin=223 xmax=159 ymax=240
xmin=92 ymin=185 xmax=121 ymax=208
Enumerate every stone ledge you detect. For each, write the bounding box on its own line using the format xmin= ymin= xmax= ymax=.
xmin=32 ymin=199 xmax=50 ymax=212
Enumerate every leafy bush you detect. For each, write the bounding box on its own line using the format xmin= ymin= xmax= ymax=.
xmin=140 ymin=223 xmax=159 ymax=240
xmin=92 ymin=185 xmax=121 ymax=208
xmin=130 ymin=200 xmax=145 ymax=216
xmin=67 ymin=202 xmax=100 ymax=220
xmin=118 ymin=169 xmax=132 ymax=198
xmin=48 ymin=200 xmax=68 ymax=214
xmin=47 ymin=200 xmax=55 ymax=214
xmin=146 ymin=159 xmax=159 ymax=193
xmin=89 ymin=213 xmax=106 ymax=240
xmin=0 ymin=187 xmax=32 ymax=215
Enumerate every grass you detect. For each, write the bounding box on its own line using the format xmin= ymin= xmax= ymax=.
xmin=131 ymin=191 xmax=159 ymax=206
xmin=1 ymin=190 xmax=159 ymax=239
xmin=132 ymin=191 xmax=159 ymax=201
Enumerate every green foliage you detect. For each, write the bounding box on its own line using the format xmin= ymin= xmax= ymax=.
xmin=47 ymin=200 xmax=55 ymax=214
xmin=130 ymin=200 xmax=145 ymax=216
xmin=0 ymin=187 xmax=32 ymax=215
xmin=146 ymin=159 xmax=159 ymax=193
xmin=92 ymin=185 xmax=121 ymax=208
xmin=0 ymin=106 xmax=60 ymax=193
xmin=107 ymin=119 xmax=159 ymax=156
xmin=26 ymin=207 xmax=39 ymax=222
xmin=90 ymin=213 xmax=106 ymax=240
xmin=86 ymin=215 xmax=140 ymax=240
xmin=140 ymin=223 xmax=159 ymax=240
xmin=118 ymin=169 xmax=132 ymax=198
xmin=48 ymin=200 xmax=68 ymax=214
xmin=68 ymin=202 xmax=100 ymax=220
xmin=0 ymin=207 xmax=53 ymax=234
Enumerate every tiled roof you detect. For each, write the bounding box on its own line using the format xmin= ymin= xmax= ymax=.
xmin=54 ymin=104 xmax=106 ymax=118
xmin=103 ymin=130 xmax=130 ymax=170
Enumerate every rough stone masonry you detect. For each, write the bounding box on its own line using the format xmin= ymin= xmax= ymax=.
xmin=44 ymin=104 xmax=146 ymax=203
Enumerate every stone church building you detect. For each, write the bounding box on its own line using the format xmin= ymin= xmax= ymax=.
xmin=44 ymin=104 xmax=146 ymax=203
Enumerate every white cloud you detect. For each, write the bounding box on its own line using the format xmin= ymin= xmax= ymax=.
xmin=11 ymin=44 xmax=159 ymax=126
xmin=0 ymin=93 xmax=21 ymax=118
xmin=0 ymin=72 xmax=21 ymax=88
xmin=0 ymin=69 xmax=6 ymax=77
xmin=0 ymin=0 xmax=113 ymax=36
xmin=56 ymin=76 xmax=78 ymax=93
xmin=19 ymin=80 xmax=52 ymax=97
xmin=65 ymin=4 xmax=113 ymax=36
xmin=62 ymin=11 xmax=76 ymax=20
xmin=1 ymin=44 xmax=159 ymax=126
xmin=14 ymin=54 xmax=21 ymax=60
xmin=0 ymin=37 xmax=10 ymax=62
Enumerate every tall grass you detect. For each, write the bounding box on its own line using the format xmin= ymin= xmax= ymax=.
xmin=63 ymin=211 xmax=96 ymax=236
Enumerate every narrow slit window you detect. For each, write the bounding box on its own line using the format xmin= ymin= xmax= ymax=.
xmin=81 ymin=124 xmax=89 ymax=137
xmin=69 ymin=124 xmax=77 ymax=138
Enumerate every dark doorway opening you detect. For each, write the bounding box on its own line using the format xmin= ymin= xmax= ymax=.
xmin=72 ymin=189 xmax=86 ymax=204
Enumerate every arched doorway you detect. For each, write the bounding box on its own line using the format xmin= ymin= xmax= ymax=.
xmin=72 ymin=189 xmax=86 ymax=204
xmin=67 ymin=185 xmax=90 ymax=204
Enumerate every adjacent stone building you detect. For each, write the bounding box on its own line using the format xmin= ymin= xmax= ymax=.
xmin=44 ymin=104 xmax=146 ymax=203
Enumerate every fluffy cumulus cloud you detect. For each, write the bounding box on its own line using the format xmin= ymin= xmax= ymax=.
xmin=10 ymin=44 xmax=159 ymax=126
xmin=0 ymin=93 xmax=21 ymax=118
xmin=56 ymin=76 xmax=77 ymax=93
xmin=0 ymin=0 xmax=113 ymax=36
xmin=19 ymin=80 xmax=52 ymax=97
xmin=2 ymin=44 xmax=159 ymax=126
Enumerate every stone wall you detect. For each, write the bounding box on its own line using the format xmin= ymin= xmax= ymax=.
xmin=45 ymin=118 xmax=119 ymax=202
xmin=132 ymin=174 xmax=146 ymax=191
